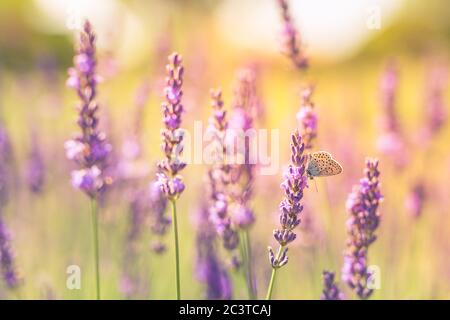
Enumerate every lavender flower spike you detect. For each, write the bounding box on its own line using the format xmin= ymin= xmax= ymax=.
xmin=65 ymin=19 xmax=110 ymax=300
xmin=377 ymin=62 xmax=407 ymax=168
xmin=423 ymin=64 xmax=447 ymax=140
xmin=25 ymin=135 xmax=45 ymax=193
xmin=405 ymin=181 xmax=426 ymax=219
xmin=157 ymin=52 xmax=186 ymax=200
xmin=65 ymin=20 xmax=112 ymax=198
xmin=296 ymin=86 xmax=317 ymax=150
xmin=274 ymin=131 xmax=307 ymax=250
xmin=0 ymin=125 xmax=12 ymax=204
xmin=342 ymin=158 xmax=383 ymax=299
xmin=196 ymin=204 xmax=232 ymax=300
xmin=157 ymin=52 xmax=186 ymax=300
xmin=207 ymin=89 xmax=239 ymax=251
xmin=228 ymin=69 xmax=257 ymax=230
xmin=269 ymin=131 xmax=307 ymax=267
xmin=266 ymin=131 xmax=307 ymax=300
xmin=321 ymin=271 xmax=344 ymax=300
xmin=148 ymin=181 xmax=170 ymax=253
xmin=0 ymin=216 xmax=21 ymax=289
xmin=275 ymin=0 xmax=308 ymax=69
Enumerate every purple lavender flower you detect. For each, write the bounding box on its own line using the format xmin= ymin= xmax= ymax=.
xmin=0 ymin=126 xmax=12 ymax=204
xmin=127 ymin=189 xmax=149 ymax=243
xmin=0 ymin=216 xmax=20 ymax=289
xmin=157 ymin=53 xmax=186 ymax=200
xmin=123 ymin=79 xmax=151 ymax=162
xmin=0 ymin=126 xmax=12 ymax=159
xmin=70 ymin=166 xmax=103 ymax=196
xmin=119 ymin=179 xmax=169 ymax=298
xmin=119 ymin=263 xmax=149 ymax=299
xmin=379 ymin=63 xmax=399 ymax=133
xmin=229 ymin=69 xmax=256 ymax=131
xmin=230 ymin=67 xmax=264 ymax=123
xmin=148 ymin=181 xmax=170 ymax=253
xmin=232 ymin=204 xmax=255 ymax=229
xmin=25 ymin=136 xmax=45 ymax=193
xmin=157 ymin=59 xmax=186 ymax=301
xmin=423 ymin=64 xmax=447 ymax=140
xmin=120 ymin=186 xmax=153 ymax=299
xmin=195 ymin=204 xmax=232 ymax=300
xmin=342 ymin=158 xmax=382 ymax=299
xmin=321 ymin=271 xmax=344 ymax=300
xmin=227 ymin=70 xmax=258 ymax=230
xmin=377 ymin=62 xmax=407 ymax=168
xmin=268 ymin=131 xmax=308 ymax=269
xmin=296 ymin=86 xmax=317 ymax=150
xmin=0 ymin=125 xmax=19 ymax=289
xmin=65 ymin=20 xmax=112 ymax=199
xmin=120 ymin=81 xmax=151 ymax=163
xmin=115 ymin=80 xmax=153 ymax=184
xmin=119 ymin=275 xmax=137 ymax=299
xmin=275 ymin=0 xmax=308 ymax=70
xmin=405 ymin=181 xmax=426 ymax=219
xmin=207 ymin=89 xmax=239 ymax=251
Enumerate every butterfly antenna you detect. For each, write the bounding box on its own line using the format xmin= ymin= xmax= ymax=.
xmin=314 ymin=179 xmax=318 ymax=192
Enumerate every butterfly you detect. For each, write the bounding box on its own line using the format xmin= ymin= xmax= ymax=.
xmin=306 ymin=151 xmax=343 ymax=180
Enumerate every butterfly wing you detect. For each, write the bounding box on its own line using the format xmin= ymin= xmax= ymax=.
xmin=317 ymin=159 xmax=342 ymax=176
xmin=308 ymin=151 xmax=342 ymax=177
xmin=307 ymin=158 xmax=321 ymax=177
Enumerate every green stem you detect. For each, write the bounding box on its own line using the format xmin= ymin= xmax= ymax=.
xmin=237 ymin=232 xmax=248 ymax=299
xmin=90 ymin=199 xmax=101 ymax=300
xmin=266 ymin=268 xmax=277 ymax=300
xmin=265 ymin=246 xmax=284 ymax=300
xmin=170 ymin=199 xmax=181 ymax=300
xmin=243 ymin=230 xmax=256 ymax=300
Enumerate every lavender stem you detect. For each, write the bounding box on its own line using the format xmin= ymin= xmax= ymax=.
xmin=90 ymin=198 xmax=101 ymax=300
xmin=242 ymin=230 xmax=256 ymax=299
xmin=170 ymin=199 xmax=181 ymax=300
xmin=265 ymin=245 xmax=284 ymax=300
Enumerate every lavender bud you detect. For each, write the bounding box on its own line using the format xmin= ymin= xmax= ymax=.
xmin=71 ymin=166 xmax=103 ymax=199
xmin=321 ymin=271 xmax=344 ymax=300
xmin=268 ymin=246 xmax=289 ymax=269
xmin=273 ymin=229 xmax=297 ymax=246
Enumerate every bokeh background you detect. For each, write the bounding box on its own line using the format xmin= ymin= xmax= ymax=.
xmin=0 ymin=0 xmax=449 ymax=299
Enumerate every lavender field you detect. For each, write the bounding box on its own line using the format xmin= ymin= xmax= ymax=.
xmin=0 ymin=0 xmax=449 ymax=300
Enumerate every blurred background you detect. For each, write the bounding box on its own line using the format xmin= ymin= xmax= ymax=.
xmin=0 ymin=0 xmax=449 ymax=299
